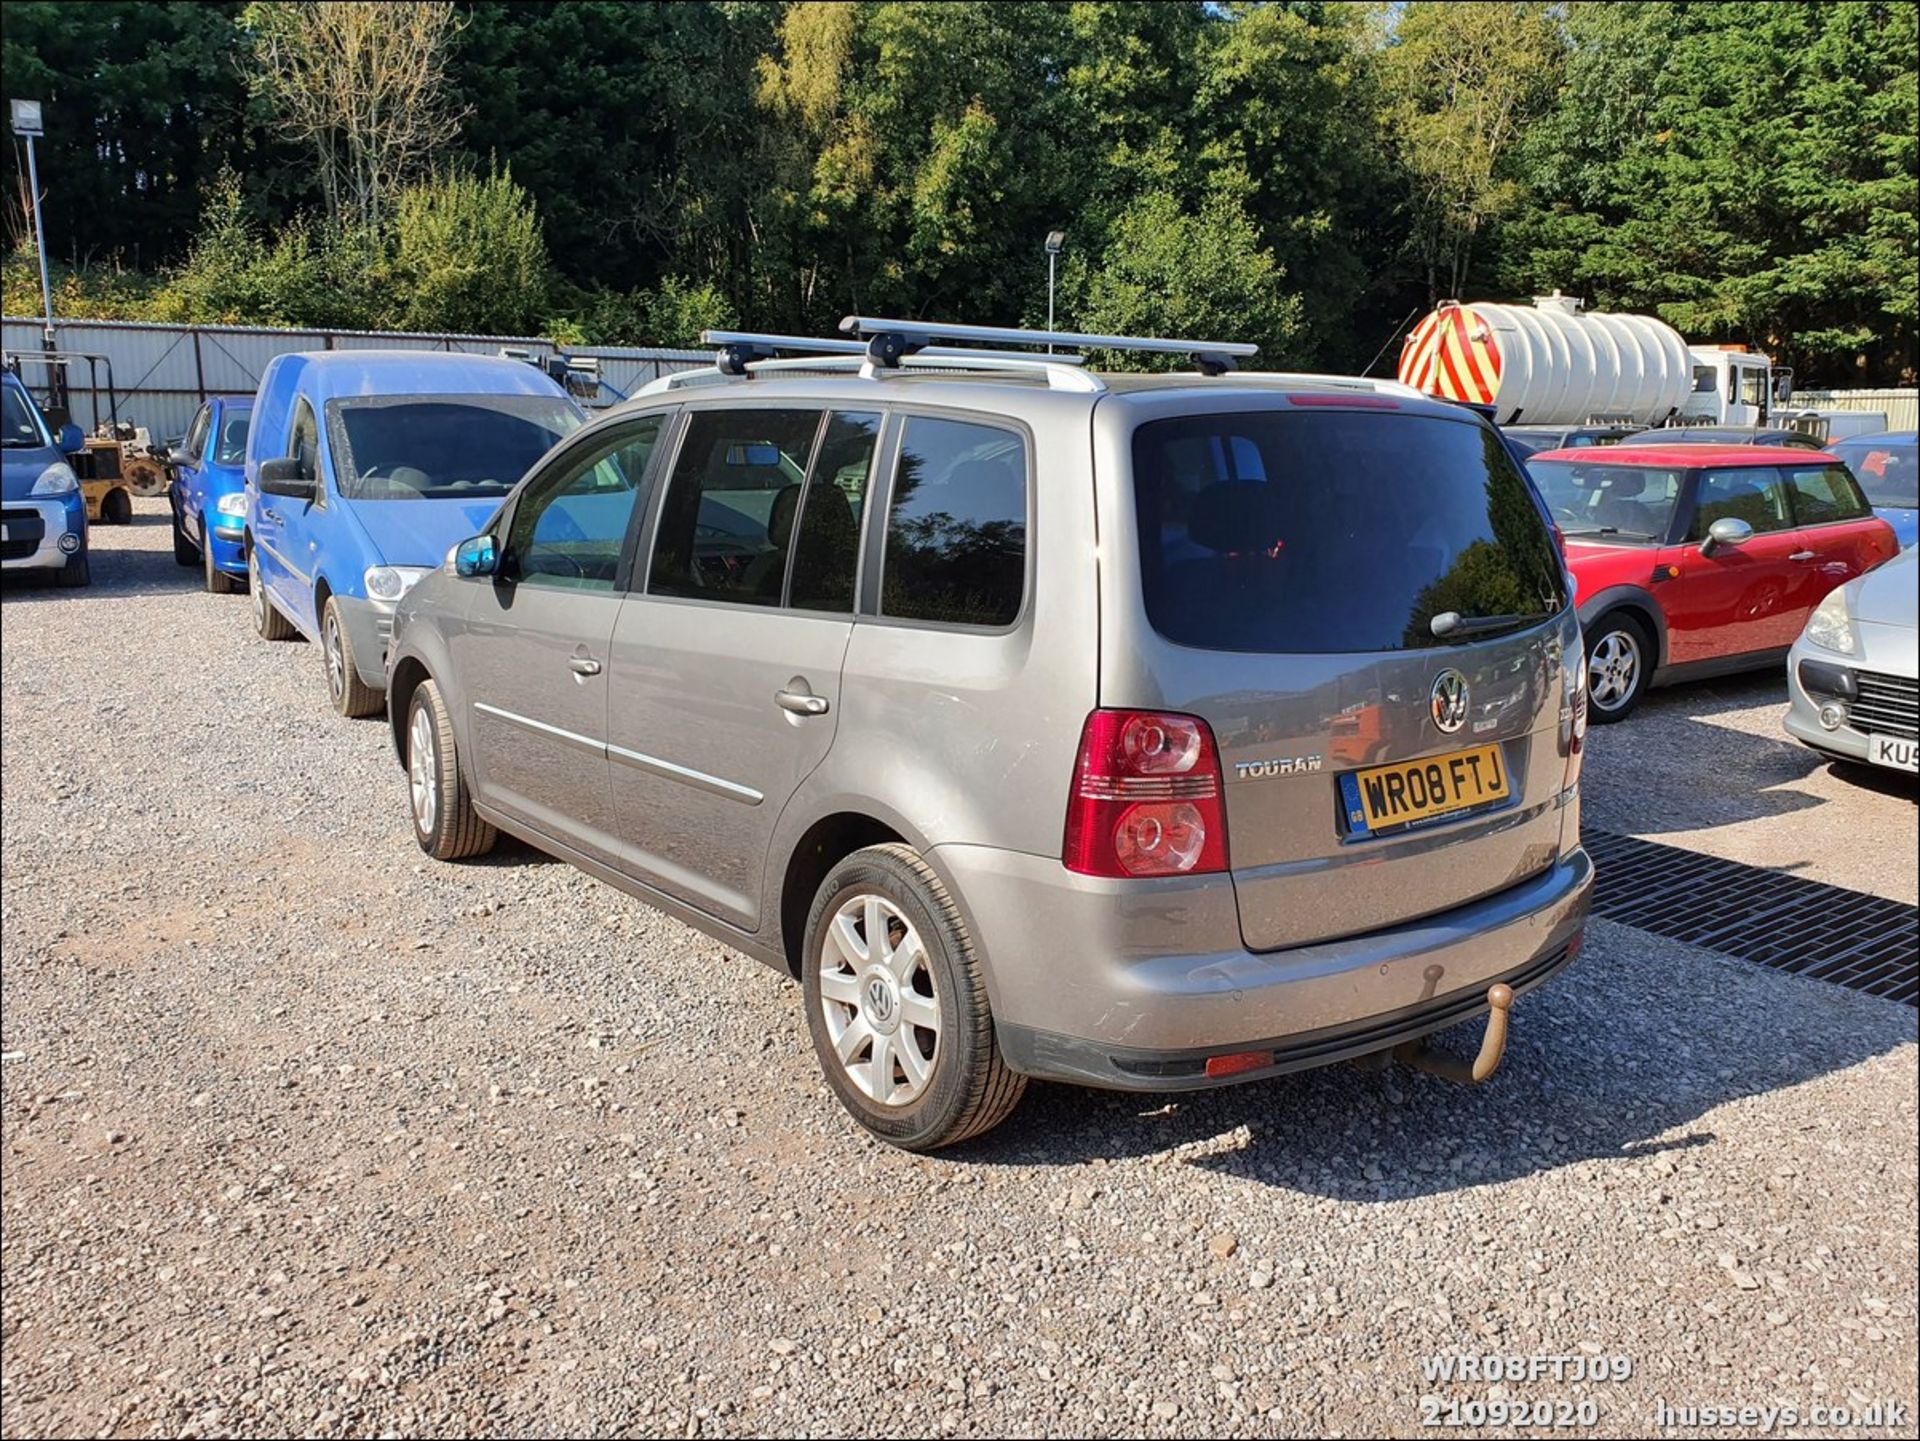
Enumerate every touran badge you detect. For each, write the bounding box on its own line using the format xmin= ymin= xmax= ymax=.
xmin=1430 ymin=670 xmax=1470 ymax=733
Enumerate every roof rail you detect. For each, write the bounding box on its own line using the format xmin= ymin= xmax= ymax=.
xmin=636 ymin=351 xmax=1103 ymax=397
xmin=839 ymin=315 xmax=1256 ymax=374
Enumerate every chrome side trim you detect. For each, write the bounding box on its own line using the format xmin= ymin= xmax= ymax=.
xmin=254 ymin=537 xmax=312 ymax=588
xmin=472 ymin=702 xmax=603 ymax=756
xmin=607 ymin=742 xmax=764 ymax=806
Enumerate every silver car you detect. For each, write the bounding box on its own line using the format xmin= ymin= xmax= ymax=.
xmin=1784 ymin=546 xmax=1918 ymax=774
xmin=384 ymin=320 xmax=1594 ymax=1149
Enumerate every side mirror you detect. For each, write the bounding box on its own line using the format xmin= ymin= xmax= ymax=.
xmin=167 ymin=447 xmax=194 ymax=470
xmin=453 ymin=533 xmax=498 ymax=578
xmin=1701 ymin=516 xmax=1754 ymax=556
xmin=57 ymin=423 xmax=85 ymax=455
xmin=258 ymin=457 xmax=317 ymax=500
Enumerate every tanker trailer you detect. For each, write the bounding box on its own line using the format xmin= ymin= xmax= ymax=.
xmin=1399 ymin=293 xmax=1697 ymax=428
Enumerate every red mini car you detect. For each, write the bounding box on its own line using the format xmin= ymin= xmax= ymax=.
xmin=1526 ymin=444 xmax=1898 ymax=721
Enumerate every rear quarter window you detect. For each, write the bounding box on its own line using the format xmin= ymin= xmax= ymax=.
xmin=1132 ymin=411 xmax=1566 ymax=654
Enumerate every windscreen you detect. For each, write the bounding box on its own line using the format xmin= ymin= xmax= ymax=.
xmin=1528 ymin=459 xmax=1683 ymax=542
xmin=1832 ymin=436 xmax=1918 ymax=509
xmin=327 ymin=394 xmax=580 ymax=501
xmin=2 ymin=382 xmax=50 ymax=448
xmin=1132 ymin=410 xmax=1567 ymax=654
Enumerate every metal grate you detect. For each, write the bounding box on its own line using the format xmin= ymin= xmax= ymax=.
xmin=1853 ymin=670 xmax=1918 ymax=741
xmin=1584 ymin=829 xmax=1918 ymax=1006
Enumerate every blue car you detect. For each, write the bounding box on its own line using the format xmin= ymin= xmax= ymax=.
xmin=246 ymin=350 xmax=582 ymax=716
xmin=169 ymin=394 xmax=254 ymax=592
xmin=1827 ymin=431 xmax=1918 ymax=550
xmin=1 ymin=370 xmax=89 ymax=588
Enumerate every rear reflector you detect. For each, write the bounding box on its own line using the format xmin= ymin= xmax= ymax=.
xmin=1205 ymin=1050 xmax=1274 ymax=1078
xmin=1063 ymin=710 xmax=1230 ymax=878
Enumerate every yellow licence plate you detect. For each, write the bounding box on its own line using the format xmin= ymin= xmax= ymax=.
xmin=1353 ymin=744 xmax=1510 ymax=830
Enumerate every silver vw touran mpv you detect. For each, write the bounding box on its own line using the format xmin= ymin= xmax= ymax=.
xmin=386 ymin=319 xmax=1594 ymax=1149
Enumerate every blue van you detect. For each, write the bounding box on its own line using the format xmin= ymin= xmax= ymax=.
xmin=1 ymin=371 xmax=89 ymax=587
xmin=169 ymin=394 xmax=253 ymax=593
xmin=246 ymin=351 xmax=581 ymax=715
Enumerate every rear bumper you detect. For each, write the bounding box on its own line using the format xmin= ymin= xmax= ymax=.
xmin=934 ymin=841 xmax=1593 ymax=1091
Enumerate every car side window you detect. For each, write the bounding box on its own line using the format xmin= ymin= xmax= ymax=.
xmin=787 ymin=411 xmax=880 ymax=613
xmin=881 ymin=416 xmax=1029 ymax=628
xmin=1690 ymin=467 xmax=1794 ymax=538
xmin=505 ymin=416 xmax=664 ymax=593
xmin=288 ymin=398 xmax=320 ymax=483
xmin=646 ymin=408 xmax=824 ymax=606
xmin=183 ymin=405 xmax=212 ymax=462
xmin=1781 ymin=463 xmax=1871 ymax=527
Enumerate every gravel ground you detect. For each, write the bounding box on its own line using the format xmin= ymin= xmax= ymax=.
xmin=1581 ymin=674 xmax=1918 ymax=905
xmin=3 ymin=507 xmax=1916 ymax=1439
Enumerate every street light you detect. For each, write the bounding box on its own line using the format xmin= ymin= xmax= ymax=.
xmin=10 ymin=99 xmax=55 ymax=349
xmin=1044 ymin=230 xmax=1066 ymax=350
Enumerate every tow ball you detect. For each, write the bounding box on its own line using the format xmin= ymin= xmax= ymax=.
xmin=1395 ymin=983 xmax=1515 ymax=1085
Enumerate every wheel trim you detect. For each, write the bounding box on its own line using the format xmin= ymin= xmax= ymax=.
xmin=818 ymin=894 xmax=941 ymax=1107
xmin=1587 ymin=629 xmax=1642 ymax=712
xmin=409 ymin=707 xmax=438 ymax=835
xmin=323 ymin=610 xmax=345 ymax=700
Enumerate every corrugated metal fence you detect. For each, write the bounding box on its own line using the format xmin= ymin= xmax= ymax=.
xmin=1791 ymin=388 xmax=1918 ymax=433
xmin=1 ymin=317 xmax=708 ymax=438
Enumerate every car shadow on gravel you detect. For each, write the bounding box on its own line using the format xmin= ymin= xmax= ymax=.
xmin=962 ymin=921 xmax=1914 ymax=1200
xmin=1 ymin=543 xmax=204 ymax=604
xmin=1582 ymin=674 xmax=1833 ymax=835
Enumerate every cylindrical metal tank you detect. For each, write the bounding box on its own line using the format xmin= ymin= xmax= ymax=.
xmin=1398 ymin=295 xmax=1694 ymax=427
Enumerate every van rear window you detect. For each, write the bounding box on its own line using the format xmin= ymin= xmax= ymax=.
xmin=1131 ymin=411 xmax=1566 ymax=654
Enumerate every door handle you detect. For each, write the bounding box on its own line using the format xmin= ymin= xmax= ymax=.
xmin=569 ymin=655 xmax=602 ymax=677
xmin=776 ymin=688 xmax=829 ymax=716
xmin=1788 ymin=550 xmax=1818 ymax=562
xmin=262 ymin=508 xmax=282 ymax=524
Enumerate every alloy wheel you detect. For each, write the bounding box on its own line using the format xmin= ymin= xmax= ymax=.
xmin=817 ymin=893 xmax=942 ymax=1107
xmin=249 ymin=550 xmax=266 ymax=628
xmin=1588 ymin=629 xmax=1642 ymax=713
xmin=408 ymin=706 xmax=438 ymax=835
xmin=324 ymin=610 xmax=346 ymax=701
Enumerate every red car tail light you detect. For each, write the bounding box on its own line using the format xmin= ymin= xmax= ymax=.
xmin=1064 ymin=710 xmax=1230 ymax=878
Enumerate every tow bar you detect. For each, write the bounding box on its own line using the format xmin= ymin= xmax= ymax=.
xmin=1395 ymin=983 xmax=1514 ymax=1084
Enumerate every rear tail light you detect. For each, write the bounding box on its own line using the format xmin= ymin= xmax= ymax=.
xmin=1063 ymin=710 xmax=1230 ymax=878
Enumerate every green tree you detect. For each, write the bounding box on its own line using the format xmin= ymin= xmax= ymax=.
xmin=1071 ymin=189 xmax=1304 ymax=368
xmin=1500 ymin=1 xmax=1917 ymax=385
xmin=1378 ymin=1 xmax=1566 ymax=304
xmin=388 ymin=166 xmax=550 ymax=334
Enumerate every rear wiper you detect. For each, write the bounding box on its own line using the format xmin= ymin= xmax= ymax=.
xmin=1561 ymin=525 xmax=1657 ymax=540
xmin=1430 ymin=609 xmax=1555 ymax=639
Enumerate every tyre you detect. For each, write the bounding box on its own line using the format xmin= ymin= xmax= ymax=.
xmin=100 ymin=487 xmax=133 ymax=525
xmin=171 ymin=504 xmax=199 ymax=566
xmin=406 ymin=678 xmax=496 ymax=860
xmin=1585 ymin=612 xmax=1653 ymax=724
xmin=802 ymin=843 xmax=1025 ymax=1150
xmin=54 ymin=550 xmax=90 ymax=588
xmin=321 ymin=596 xmax=383 ymax=718
xmin=202 ymin=523 xmax=240 ymax=595
xmin=248 ymin=545 xmax=297 ymax=641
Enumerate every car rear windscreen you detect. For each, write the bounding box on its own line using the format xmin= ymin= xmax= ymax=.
xmin=1132 ymin=410 xmax=1567 ymax=654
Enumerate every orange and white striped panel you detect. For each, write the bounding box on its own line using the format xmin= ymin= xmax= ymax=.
xmin=1398 ymin=305 xmax=1503 ymax=406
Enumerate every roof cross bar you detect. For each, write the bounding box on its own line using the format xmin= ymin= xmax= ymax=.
xmin=838 ymin=315 xmax=1257 ymax=375
xmin=700 ymin=329 xmax=1085 ymax=376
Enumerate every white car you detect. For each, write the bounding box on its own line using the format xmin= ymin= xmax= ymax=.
xmin=1784 ymin=547 xmax=1918 ymax=773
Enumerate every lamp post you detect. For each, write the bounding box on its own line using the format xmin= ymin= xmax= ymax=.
xmin=10 ymin=99 xmax=56 ymax=349
xmin=1044 ymin=230 xmax=1065 ymax=350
